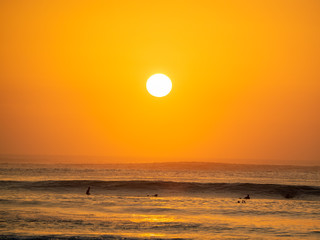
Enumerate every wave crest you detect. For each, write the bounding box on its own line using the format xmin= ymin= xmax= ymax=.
xmin=2 ymin=180 xmax=320 ymax=199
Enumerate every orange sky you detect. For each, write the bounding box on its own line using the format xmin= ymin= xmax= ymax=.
xmin=0 ymin=0 xmax=319 ymax=165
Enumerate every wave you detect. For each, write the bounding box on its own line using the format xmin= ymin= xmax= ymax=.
xmin=2 ymin=180 xmax=320 ymax=199
xmin=0 ymin=235 xmax=178 ymax=240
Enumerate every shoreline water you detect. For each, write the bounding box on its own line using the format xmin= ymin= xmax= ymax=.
xmin=1 ymin=163 xmax=320 ymax=239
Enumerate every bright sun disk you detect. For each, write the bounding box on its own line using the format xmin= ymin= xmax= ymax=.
xmin=146 ymin=74 xmax=172 ymax=97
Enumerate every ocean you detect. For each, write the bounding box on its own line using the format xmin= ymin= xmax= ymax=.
xmin=0 ymin=162 xmax=320 ymax=239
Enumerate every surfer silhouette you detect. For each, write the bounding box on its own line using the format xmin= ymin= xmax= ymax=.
xmin=244 ymin=194 xmax=250 ymax=199
xmin=86 ymin=187 xmax=91 ymax=195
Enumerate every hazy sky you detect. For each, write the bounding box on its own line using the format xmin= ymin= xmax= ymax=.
xmin=0 ymin=0 xmax=319 ymax=164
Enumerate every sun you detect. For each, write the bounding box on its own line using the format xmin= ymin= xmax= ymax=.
xmin=146 ymin=74 xmax=172 ymax=97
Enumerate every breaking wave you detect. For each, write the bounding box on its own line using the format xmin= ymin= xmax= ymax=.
xmin=2 ymin=180 xmax=320 ymax=199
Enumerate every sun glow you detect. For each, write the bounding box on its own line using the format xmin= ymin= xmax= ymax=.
xmin=146 ymin=74 xmax=172 ymax=97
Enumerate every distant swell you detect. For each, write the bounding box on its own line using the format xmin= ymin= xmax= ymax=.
xmin=2 ymin=180 xmax=320 ymax=199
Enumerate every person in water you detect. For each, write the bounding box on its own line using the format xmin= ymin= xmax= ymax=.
xmin=244 ymin=194 xmax=250 ymax=199
xmin=86 ymin=187 xmax=91 ymax=195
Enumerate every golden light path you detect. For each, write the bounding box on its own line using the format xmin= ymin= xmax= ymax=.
xmin=146 ymin=74 xmax=172 ymax=97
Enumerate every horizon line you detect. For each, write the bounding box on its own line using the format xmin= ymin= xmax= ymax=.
xmin=0 ymin=153 xmax=319 ymax=167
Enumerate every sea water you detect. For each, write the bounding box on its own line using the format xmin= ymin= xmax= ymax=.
xmin=0 ymin=163 xmax=320 ymax=239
